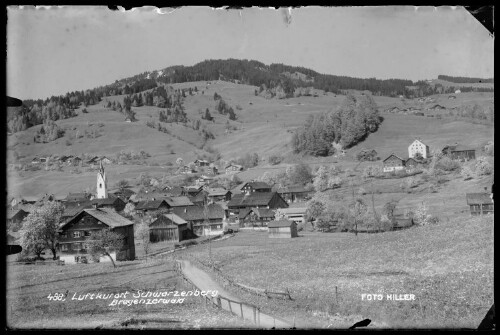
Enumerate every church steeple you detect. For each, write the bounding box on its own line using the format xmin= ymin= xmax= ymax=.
xmin=96 ymin=159 xmax=108 ymax=199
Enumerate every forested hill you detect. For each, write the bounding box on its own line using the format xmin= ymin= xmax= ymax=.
xmin=437 ymin=75 xmax=494 ymax=84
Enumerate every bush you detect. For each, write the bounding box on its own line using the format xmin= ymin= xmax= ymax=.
xmin=460 ymin=165 xmax=475 ymax=180
xmin=435 ymin=156 xmax=461 ymax=172
xmin=475 ymin=156 xmax=493 ymax=176
xmin=268 ymin=155 xmax=283 ymax=165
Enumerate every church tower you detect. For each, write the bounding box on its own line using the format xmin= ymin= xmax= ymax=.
xmin=96 ymin=160 xmax=108 ymax=199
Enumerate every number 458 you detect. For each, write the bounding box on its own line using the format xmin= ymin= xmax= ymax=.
xmin=47 ymin=293 xmax=66 ymax=301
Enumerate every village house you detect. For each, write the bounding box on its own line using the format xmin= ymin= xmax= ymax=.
xmin=109 ymin=187 xmax=136 ymax=202
xmin=149 ymin=213 xmax=189 ymax=243
xmin=238 ymin=207 xmax=276 ymax=227
xmin=382 ymin=154 xmax=406 ymax=173
xmin=442 ymin=144 xmax=476 ymax=161
xmin=225 ymin=164 xmax=243 ymax=174
xmin=188 ymin=191 xmax=208 ymax=207
xmin=63 ymin=192 xmax=92 ymax=203
xmin=206 ymin=165 xmax=218 ymax=175
xmin=405 ymin=157 xmax=425 ymax=170
xmin=194 ymin=159 xmax=210 ymax=167
xmin=207 ymin=188 xmax=232 ymax=202
xmin=7 ymin=208 xmax=29 ymax=226
xmin=70 ymin=156 xmax=82 ymax=166
xmin=465 ymin=193 xmax=494 ymax=216
xmin=276 ymin=185 xmax=312 ymax=203
xmin=180 ymin=165 xmax=197 ymax=174
xmin=227 ymin=192 xmax=288 ymax=216
xmin=408 ymin=139 xmax=430 ymax=159
xmin=57 ymin=207 xmax=135 ymax=264
xmin=182 ymin=185 xmax=204 ymax=197
xmin=275 ymin=207 xmax=308 ymax=224
xmin=164 ymin=196 xmax=195 ymax=209
xmin=172 ymin=204 xmax=225 ymax=236
xmin=268 ymin=220 xmax=298 ymax=238
xmin=135 ymin=199 xmax=169 ymax=217
xmin=240 ymin=181 xmax=272 ymax=194
xmin=90 ymin=195 xmax=126 ymax=212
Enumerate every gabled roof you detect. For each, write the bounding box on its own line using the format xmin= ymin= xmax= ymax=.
xmin=241 ymin=181 xmax=272 ymax=190
xmin=383 ymin=154 xmax=405 ymax=163
xmin=172 ymin=204 xmax=225 ymax=221
xmin=225 ymin=164 xmax=243 ymax=170
xmin=62 ymin=205 xmax=89 ymax=218
xmin=409 ymin=139 xmax=429 ymax=147
xmin=165 ymin=196 xmax=194 ymax=207
xmin=167 ymin=186 xmax=184 ymax=197
xmin=151 ymin=213 xmax=187 ymax=226
xmin=450 ymin=145 xmax=475 ymax=152
xmin=135 ymin=199 xmax=168 ymax=210
xmin=277 ymin=207 xmax=307 ymax=215
xmin=268 ymin=219 xmax=295 ymax=228
xmin=228 ymin=192 xmax=280 ymax=208
xmin=466 ymin=193 xmax=493 ymax=205
xmin=59 ymin=207 xmax=133 ymax=230
xmin=238 ymin=207 xmax=276 ymax=219
xmin=7 ymin=208 xmax=28 ymax=220
xmin=207 ymin=188 xmax=230 ymax=197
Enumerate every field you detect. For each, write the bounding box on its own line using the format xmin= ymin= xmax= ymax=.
xmin=176 ymin=214 xmax=494 ymax=329
xmin=6 ymin=258 xmax=254 ymax=329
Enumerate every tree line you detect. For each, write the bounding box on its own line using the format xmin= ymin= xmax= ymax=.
xmin=291 ymin=94 xmax=382 ymax=156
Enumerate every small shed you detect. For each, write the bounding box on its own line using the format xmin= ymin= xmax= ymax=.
xmin=466 ymin=193 xmax=494 ymax=216
xmin=268 ymin=220 xmax=298 ymax=238
xmin=149 ymin=214 xmax=188 ymax=242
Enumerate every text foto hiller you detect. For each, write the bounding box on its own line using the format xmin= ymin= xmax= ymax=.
xmin=361 ymin=294 xmax=416 ymax=301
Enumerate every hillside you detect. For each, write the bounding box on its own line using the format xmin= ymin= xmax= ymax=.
xmin=7 ymin=79 xmax=494 ymax=201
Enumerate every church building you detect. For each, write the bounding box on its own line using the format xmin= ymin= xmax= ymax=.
xmin=96 ymin=160 xmax=108 ymax=199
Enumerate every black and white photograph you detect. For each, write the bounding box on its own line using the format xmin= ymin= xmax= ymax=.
xmin=5 ymin=6 xmax=494 ymax=330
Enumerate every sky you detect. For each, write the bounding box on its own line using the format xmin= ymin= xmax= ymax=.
xmin=6 ymin=6 xmax=494 ymax=100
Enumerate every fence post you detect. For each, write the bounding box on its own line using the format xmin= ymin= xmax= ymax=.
xmin=240 ymin=303 xmax=244 ymax=319
xmin=228 ymin=300 xmax=232 ymax=313
xmin=253 ymin=306 xmax=256 ymax=324
xmin=217 ymin=297 xmax=222 ymax=309
xmin=258 ymin=308 xmax=260 ymax=326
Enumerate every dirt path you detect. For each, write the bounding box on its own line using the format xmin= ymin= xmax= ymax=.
xmin=178 ymin=260 xmax=292 ymax=329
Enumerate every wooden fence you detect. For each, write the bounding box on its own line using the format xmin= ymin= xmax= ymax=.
xmin=174 ymin=261 xmax=292 ymax=328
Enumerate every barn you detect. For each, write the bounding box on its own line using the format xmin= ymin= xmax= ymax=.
xmin=268 ymin=220 xmax=298 ymax=238
xmin=382 ymin=154 xmax=406 ymax=173
xmin=149 ymin=213 xmax=189 ymax=243
xmin=466 ymin=193 xmax=494 ymax=216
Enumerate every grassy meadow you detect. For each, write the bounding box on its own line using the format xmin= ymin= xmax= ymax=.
xmin=6 ymin=258 xmax=254 ymax=329
xmin=176 ymin=214 xmax=494 ymax=329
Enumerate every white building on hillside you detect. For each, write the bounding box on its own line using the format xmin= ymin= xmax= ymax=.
xmin=96 ymin=160 xmax=108 ymax=199
xmin=408 ymin=139 xmax=430 ymax=159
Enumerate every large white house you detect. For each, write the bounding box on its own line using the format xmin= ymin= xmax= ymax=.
xmin=408 ymin=139 xmax=430 ymax=159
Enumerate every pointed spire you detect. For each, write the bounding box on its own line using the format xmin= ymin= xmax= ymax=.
xmin=99 ymin=159 xmax=104 ymax=175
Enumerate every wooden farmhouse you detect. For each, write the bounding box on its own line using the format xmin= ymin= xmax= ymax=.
xmin=382 ymin=154 xmax=406 ymax=173
xmin=149 ymin=213 xmax=189 ymax=243
xmin=405 ymin=157 xmax=425 ymax=170
xmin=276 ymin=185 xmax=312 ymax=203
xmin=227 ymin=192 xmax=289 ymax=216
xmin=466 ymin=193 xmax=494 ymax=216
xmin=172 ymin=204 xmax=225 ymax=236
xmin=57 ymin=207 xmax=135 ymax=264
xmin=442 ymin=144 xmax=476 ymax=161
xmin=90 ymin=196 xmax=126 ymax=212
xmin=206 ymin=165 xmax=218 ymax=175
xmin=135 ymin=199 xmax=169 ymax=217
xmin=240 ymin=181 xmax=272 ymax=194
xmin=207 ymin=188 xmax=232 ymax=202
xmin=238 ymin=207 xmax=276 ymax=227
xmin=275 ymin=207 xmax=308 ymax=224
xmin=109 ymin=187 xmax=136 ymax=202
xmin=225 ymin=164 xmax=243 ymax=174
xmin=64 ymin=192 xmax=92 ymax=203
xmin=194 ymin=159 xmax=210 ymax=167
xmin=164 ymin=196 xmax=195 ymax=209
xmin=268 ymin=220 xmax=298 ymax=238
xmin=408 ymin=139 xmax=430 ymax=159
xmin=7 ymin=208 xmax=29 ymax=226
xmin=182 ymin=185 xmax=204 ymax=197
xmin=188 ymin=191 xmax=208 ymax=207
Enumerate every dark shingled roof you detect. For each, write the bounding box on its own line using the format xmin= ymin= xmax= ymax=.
xmin=242 ymin=181 xmax=272 ymax=190
xmin=383 ymin=153 xmax=405 ymax=163
xmin=60 ymin=207 xmax=133 ymax=230
xmin=64 ymin=193 xmax=91 ymax=202
xmin=466 ymin=193 xmax=493 ymax=205
xmin=91 ymin=196 xmax=124 ymax=206
xmin=164 ymin=196 xmax=194 ymax=207
xmin=62 ymin=205 xmax=90 ymax=218
xmin=228 ymin=192 xmax=278 ymax=208
xmin=135 ymin=200 xmax=168 ymax=210
xmin=151 ymin=213 xmax=187 ymax=227
xmin=6 ymin=209 xmax=28 ymax=220
xmin=172 ymin=204 xmax=225 ymax=221
xmin=238 ymin=207 xmax=276 ymax=219
xmin=268 ymin=219 xmax=295 ymax=228
xmin=207 ymin=188 xmax=230 ymax=197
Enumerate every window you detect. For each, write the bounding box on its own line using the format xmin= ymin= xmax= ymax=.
xmin=61 ymin=244 xmax=68 ymax=251
xmin=73 ymin=231 xmax=81 ymax=238
xmin=84 ymin=231 xmax=91 ymax=237
xmin=100 ymin=183 xmax=102 ymax=188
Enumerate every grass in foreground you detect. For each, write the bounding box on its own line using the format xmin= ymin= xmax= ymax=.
xmin=6 ymin=258 xmax=253 ymax=329
xmin=178 ymin=214 xmax=494 ymax=329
